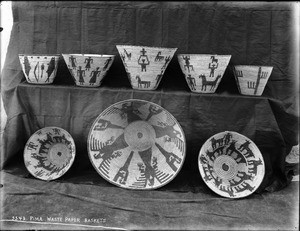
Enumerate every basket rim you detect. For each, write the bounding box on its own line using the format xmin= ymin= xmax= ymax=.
xmin=62 ymin=54 xmax=115 ymax=57
xmin=116 ymin=44 xmax=178 ymax=50
xmin=177 ymin=54 xmax=232 ymax=57
xmin=233 ymin=65 xmax=273 ymax=68
xmin=19 ymin=54 xmax=61 ymax=57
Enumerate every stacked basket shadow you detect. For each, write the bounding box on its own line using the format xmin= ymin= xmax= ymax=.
xmin=20 ymin=45 xmax=271 ymax=198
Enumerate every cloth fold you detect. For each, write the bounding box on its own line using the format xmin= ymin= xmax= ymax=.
xmin=1 ymin=170 xmax=298 ymax=230
xmin=1 ymin=82 xmax=296 ymax=192
xmin=0 ymin=1 xmax=298 ymax=192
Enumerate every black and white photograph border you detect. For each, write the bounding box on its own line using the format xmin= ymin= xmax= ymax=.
xmin=0 ymin=1 xmax=299 ymax=230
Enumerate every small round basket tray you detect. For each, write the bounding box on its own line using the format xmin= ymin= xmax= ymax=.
xmin=23 ymin=127 xmax=76 ymax=181
xmin=198 ymin=131 xmax=265 ymax=198
xmin=87 ymin=99 xmax=186 ymax=190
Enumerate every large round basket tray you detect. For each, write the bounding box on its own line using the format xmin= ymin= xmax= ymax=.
xmin=24 ymin=127 xmax=76 ymax=181
xmin=198 ymin=131 xmax=265 ymax=198
xmin=87 ymin=99 xmax=186 ymax=190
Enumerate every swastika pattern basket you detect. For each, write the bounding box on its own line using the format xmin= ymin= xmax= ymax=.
xmin=177 ymin=54 xmax=231 ymax=93
xmin=116 ymin=45 xmax=177 ymax=90
xmin=87 ymin=99 xmax=186 ymax=190
xmin=198 ymin=131 xmax=265 ymax=198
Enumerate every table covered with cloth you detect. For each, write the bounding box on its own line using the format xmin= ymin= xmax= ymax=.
xmin=0 ymin=1 xmax=299 ymax=230
xmin=0 ymin=79 xmax=298 ymax=229
xmin=1 ymin=80 xmax=297 ymax=191
xmin=0 ymin=168 xmax=298 ymax=230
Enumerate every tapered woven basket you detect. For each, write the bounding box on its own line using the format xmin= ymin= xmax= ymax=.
xmin=19 ymin=54 xmax=60 ymax=84
xmin=62 ymin=54 xmax=115 ymax=87
xmin=177 ymin=54 xmax=231 ymax=93
xmin=233 ymin=65 xmax=273 ymax=96
xmin=116 ymin=45 xmax=177 ymax=90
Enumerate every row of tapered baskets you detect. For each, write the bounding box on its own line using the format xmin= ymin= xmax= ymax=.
xmin=23 ymin=99 xmax=265 ymax=199
xmin=19 ymin=45 xmax=273 ymax=96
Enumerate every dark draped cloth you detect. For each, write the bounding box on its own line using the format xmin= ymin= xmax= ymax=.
xmin=1 ymin=2 xmax=299 ymax=230
xmin=1 ymin=1 xmax=298 ymax=192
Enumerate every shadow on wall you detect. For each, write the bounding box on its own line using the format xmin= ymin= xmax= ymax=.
xmin=1 ymin=97 xmax=6 ymax=131
xmin=1 ymin=1 xmax=13 ymax=138
xmin=1 ymin=1 xmax=13 ymax=70
xmin=1 ymin=97 xmax=7 ymax=159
